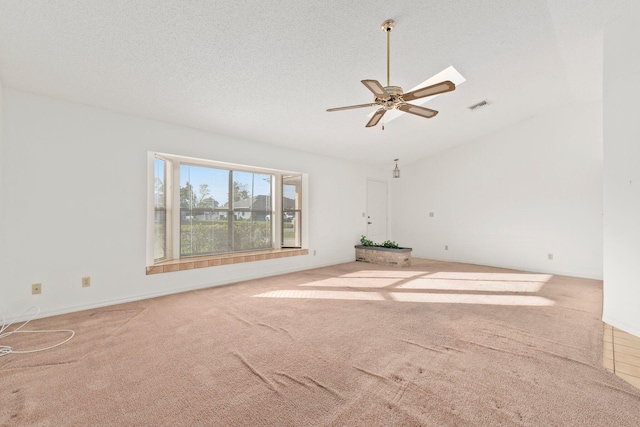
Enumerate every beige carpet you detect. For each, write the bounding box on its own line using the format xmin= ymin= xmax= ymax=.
xmin=2 ymin=259 xmax=640 ymax=426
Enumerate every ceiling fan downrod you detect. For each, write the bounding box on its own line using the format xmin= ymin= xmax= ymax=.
xmin=381 ymin=19 xmax=394 ymax=88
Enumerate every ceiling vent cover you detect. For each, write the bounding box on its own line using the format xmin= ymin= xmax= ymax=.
xmin=469 ymin=100 xmax=489 ymax=111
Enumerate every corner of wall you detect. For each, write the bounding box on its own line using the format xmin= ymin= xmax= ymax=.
xmin=603 ymin=5 xmax=640 ymax=337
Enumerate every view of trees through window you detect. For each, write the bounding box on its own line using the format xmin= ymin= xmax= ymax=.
xmin=151 ymin=154 xmax=303 ymax=263
xmin=179 ymin=164 xmax=273 ymax=257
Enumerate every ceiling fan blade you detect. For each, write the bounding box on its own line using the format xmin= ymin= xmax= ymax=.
xmin=366 ymin=108 xmax=386 ymax=127
xmin=361 ymin=80 xmax=389 ymax=99
xmin=402 ymin=80 xmax=455 ymax=102
xmin=397 ymin=103 xmax=439 ymax=119
xmin=326 ymin=103 xmax=377 ymax=112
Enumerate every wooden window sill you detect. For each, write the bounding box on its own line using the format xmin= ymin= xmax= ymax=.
xmin=146 ymin=248 xmax=308 ymax=275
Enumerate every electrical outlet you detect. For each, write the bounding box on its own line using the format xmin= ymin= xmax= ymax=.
xmin=429 ymin=212 xmax=434 ymax=217
xmin=445 ymin=245 xmax=449 ymax=250
xmin=313 ymin=250 xmax=316 ymax=256
xmin=82 ymin=276 xmax=91 ymax=287
xmin=548 ymin=253 xmax=554 ymax=260
xmin=32 ymin=283 xmax=42 ymax=295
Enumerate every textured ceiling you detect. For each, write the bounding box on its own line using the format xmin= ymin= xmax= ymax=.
xmin=0 ymin=1 xmax=635 ymax=166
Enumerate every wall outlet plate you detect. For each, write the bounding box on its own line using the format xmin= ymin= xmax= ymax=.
xmin=32 ymin=283 xmax=42 ymax=295
xmin=82 ymin=276 xmax=91 ymax=287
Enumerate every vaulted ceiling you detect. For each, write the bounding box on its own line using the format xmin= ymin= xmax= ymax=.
xmin=0 ymin=1 xmax=635 ymax=166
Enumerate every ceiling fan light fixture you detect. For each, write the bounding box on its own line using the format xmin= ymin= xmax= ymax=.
xmin=367 ymin=65 xmax=465 ymax=123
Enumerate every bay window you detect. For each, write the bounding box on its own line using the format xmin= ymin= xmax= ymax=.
xmin=148 ymin=152 xmax=304 ymax=267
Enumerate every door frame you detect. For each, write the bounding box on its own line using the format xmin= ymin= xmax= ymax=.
xmin=366 ymin=179 xmax=388 ymax=243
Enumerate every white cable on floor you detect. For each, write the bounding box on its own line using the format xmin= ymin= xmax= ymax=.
xmin=0 ymin=306 xmax=75 ymax=357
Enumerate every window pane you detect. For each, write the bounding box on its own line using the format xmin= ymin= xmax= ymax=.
xmin=253 ymin=173 xmax=272 ymax=210
xmin=181 ymin=164 xmax=228 ymax=209
xmin=179 ymin=166 xmax=274 ymax=256
xmin=283 ymin=175 xmax=301 ymax=210
xmin=232 ymin=171 xmax=273 ymax=252
xmin=233 ymin=212 xmax=272 ymax=251
xmin=282 ymin=175 xmax=302 ymax=248
xmin=181 ymin=214 xmax=210 ymax=256
xmin=154 ymin=158 xmax=166 ymax=260
xmin=282 ymin=211 xmax=301 ymax=247
xmin=232 ymin=171 xmax=252 ymax=207
xmin=180 ymin=165 xmax=231 ymax=256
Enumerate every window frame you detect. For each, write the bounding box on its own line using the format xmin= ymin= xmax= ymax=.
xmin=151 ymin=154 xmax=173 ymax=262
xmin=282 ymin=175 xmax=302 ymax=248
xmin=146 ymin=152 xmax=306 ymax=267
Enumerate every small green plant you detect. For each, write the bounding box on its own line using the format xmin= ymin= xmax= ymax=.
xmin=360 ymin=235 xmax=375 ymax=246
xmin=360 ymin=235 xmax=400 ymax=249
xmin=381 ymin=240 xmax=399 ymax=249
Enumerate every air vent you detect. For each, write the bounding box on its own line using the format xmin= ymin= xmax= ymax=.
xmin=469 ymin=100 xmax=489 ymax=111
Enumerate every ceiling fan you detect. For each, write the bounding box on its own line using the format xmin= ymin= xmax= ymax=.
xmin=327 ymin=19 xmax=456 ymax=128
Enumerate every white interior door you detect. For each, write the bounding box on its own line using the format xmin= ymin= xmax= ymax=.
xmin=366 ymin=180 xmax=388 ymax=243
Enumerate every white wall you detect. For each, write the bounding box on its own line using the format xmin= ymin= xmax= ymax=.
xmin=1 ymin=80 xmax=613 ymax=322
xmin=603 ymin=6 xmax=640 ymax=337
xmin=390 ymin=101 xmax=603 ymax=279
xmin=0 ymin=89 xmax=379 ymax=320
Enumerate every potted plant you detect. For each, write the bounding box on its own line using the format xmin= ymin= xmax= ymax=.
xmin=355 ymin=235 xmax=412 ymax=267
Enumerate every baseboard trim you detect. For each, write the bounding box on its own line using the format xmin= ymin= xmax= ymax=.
xmin=10 ymin=256 xmax=355 ymax=323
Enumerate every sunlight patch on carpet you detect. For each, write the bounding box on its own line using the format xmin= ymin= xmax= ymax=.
xmin=426 ymin=272 xmax=552 ymax=282
xmin=253 ymin=290 xmax=386 ymax=301
xmin=254 ymin=270 xmax=554 ymax=306
xmin=390 ymin=293 xmax=554 ymax=306
xmin=299 ymin=278 xmax=400 ymax=288
xmin=397 ymin=278 xmax=545 ymax=293
xmin=339 ymin=270 xmax=427 ymax=279
xmin=254 ymin=290 xmax=554 ymax=306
